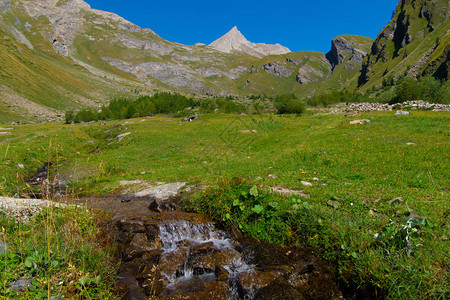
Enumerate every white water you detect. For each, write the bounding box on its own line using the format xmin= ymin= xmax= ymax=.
xmin=157 ymin=220 xmax=253 ymax=289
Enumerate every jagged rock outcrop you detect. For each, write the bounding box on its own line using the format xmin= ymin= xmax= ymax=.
xmin=262 ymin=62 xmax=293 ymax=77
xmin=209 ymin=26 xmax=290 ymax=57
xmin=296 ymin=65 xmax=325 ymax=84
xmin=326 ymin=36 xmax=370 ymax=70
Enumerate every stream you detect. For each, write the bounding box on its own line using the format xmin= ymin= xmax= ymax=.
xmin=115 ymin=210 xmax=345 ymax=300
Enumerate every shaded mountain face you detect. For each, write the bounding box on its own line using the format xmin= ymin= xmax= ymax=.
xmin=0 ymin=0 xmax=375 ymax=122
xmin=209 ymin=26 xmax=291 ymax=57
xmin=358 ymin=0 xmax=449 ymax=87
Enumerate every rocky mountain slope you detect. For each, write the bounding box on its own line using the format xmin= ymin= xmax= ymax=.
xmin=0 ymin=0 xmax=446 ymax=122
xmin=210 ymin=26 xmax=291 ymax=57
xmin=358 ymin=0 xmax=449 ymax=89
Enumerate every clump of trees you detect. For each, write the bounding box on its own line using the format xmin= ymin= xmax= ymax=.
xmin=65 ymin=92 xmax=249 ymax=123
xmin=378 ymin=74 xmax=448 ymax=104
xmin=273 ymin=94 xmax=305 ymax=114
xmin=66 ymin=92 xmax=196 ymax=123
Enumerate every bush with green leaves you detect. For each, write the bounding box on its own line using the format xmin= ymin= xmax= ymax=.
xmin=385 ymin=75 xmax=448 ymax=104
xmin=273 ymin=94 xmax=305 ymax=114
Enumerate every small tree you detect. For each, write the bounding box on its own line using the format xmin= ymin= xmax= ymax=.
xmin=65 ymin=110 xmax=74 ymax=124
xmin=274 ymin=94 xmax=305 ymax=114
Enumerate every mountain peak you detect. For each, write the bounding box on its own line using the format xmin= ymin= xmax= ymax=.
xmin=209 ymin=26 xmax=250 ymax=53
xmin=209 ymin=26 xmax=290 ymax=57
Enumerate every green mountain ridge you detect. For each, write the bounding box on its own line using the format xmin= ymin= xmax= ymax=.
xmin=0 ymin=0 xmax=447 ymax=122
xmin=358 ymin=0 xmax=449 ymax=89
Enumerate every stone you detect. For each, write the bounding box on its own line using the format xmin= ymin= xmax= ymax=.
xmin=388 ymin=197 xmax=403 ymax=206
xmin=115 ymin=132 xmax=131 ymax=141
xmin=158 ymin=247 xmax=189 ymax=278
xmin=191 ymin=241 xmax=214 ymax=252
xmin=230 ymin=226 xmax=244 ymax=240
xmin=134 ymin=182 xmax=186 ymax=200
xmin=368 ymin=208 xmax=377 ymax=216
xmin=267 ymin=174 xmax=278 ymax=179
xmin=349 ymin=119 xmax=370 ymax=125
xmin=116 ymin=273 xmax=140 ymax=289
xmin=9 ymin=278 xmax=32 ymax=292
xmin=187 ymin=248 xmax=241 ymax=273
xmin=120 ymin=180 xmax=144 ymax=186
xmin=117 ymin=220 xmax=146 ymax=233
xmin=270 ymin=186 xmax=310 ymax=198
xmin=121 ymin=288 xmax=147 ymax=300
xmin=159 ymin=279 xmax=229 ymax=299
xmin=407 ymin=213 xmax=426 ymax=222
xmin=345 ymin=111 xmax=359 ymax=117
xmin=148 ymin=199 xmax=168 ymax=213
xmin=238 ymin=129 xmax=258 ymax=133
xmin=254 ymin=276 xmax=306 ymax=300
xmin=238 ymin=268 xmax=283 ymax=296
xmin=395 ymin=110 xmax=410 ymax=115
xmin=16 ymin=164 xmax=24 ymax=169
xmin=301 ymin=181 xmax=313 ymax=187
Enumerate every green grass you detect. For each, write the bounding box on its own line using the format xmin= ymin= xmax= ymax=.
xmin=0 ymin=207 xmax=117 ymax=299
xmin=0 ymin=111 xmax=449 ymax=298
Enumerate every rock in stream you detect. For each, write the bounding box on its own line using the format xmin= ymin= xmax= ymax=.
xmin=115 ymin=210 xmax=343 ymax=299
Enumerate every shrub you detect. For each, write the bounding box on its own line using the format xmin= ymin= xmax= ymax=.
xmin=274 ymin=94 xmax=305 ymax=114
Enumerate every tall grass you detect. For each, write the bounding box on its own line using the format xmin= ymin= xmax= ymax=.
xmin=0 ymin=140 xmax=117 ymax=299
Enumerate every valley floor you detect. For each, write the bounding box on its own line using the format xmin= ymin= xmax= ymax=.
xmin=0 ymin=111 xmax=448 ymax=299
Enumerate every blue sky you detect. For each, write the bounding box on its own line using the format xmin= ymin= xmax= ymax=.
xmin=86 ymin=0 xmax=399 ymax=53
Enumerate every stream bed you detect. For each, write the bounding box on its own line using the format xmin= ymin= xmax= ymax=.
xmin=114 ymin=210 xmax=344 ymax=299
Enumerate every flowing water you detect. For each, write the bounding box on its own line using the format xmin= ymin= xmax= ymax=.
xmin=157 ymin=220 xmax=254 ymax=298
xmin=117 ymin=213 xmax=345 ymax=299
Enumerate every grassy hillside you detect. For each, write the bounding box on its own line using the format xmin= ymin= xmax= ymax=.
xmin=359 ymin=0 xmax=449 ymax=90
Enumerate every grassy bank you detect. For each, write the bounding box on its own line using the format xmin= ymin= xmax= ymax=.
xmin=0 ymin=206 xmax=117 ymax=299
xmin=0 ymin=111 xmax=448 ymax=298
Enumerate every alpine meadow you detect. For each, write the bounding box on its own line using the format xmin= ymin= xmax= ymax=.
xmin=0 ymin=0 xmax=448 ymax=299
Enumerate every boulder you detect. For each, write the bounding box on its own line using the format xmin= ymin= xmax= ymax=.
xmin=349 ymin=119 xmax=370 ymax=124
xmin=115 ymin=132 xmax=131 ymax=141
xmin=9 ymin=278 xmax=32 ymax=292
xmin=395 ymin=110 xmax=410 ymax=115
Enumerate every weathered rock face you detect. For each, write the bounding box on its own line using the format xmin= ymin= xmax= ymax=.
xmin=326 ymin=36 xmax=369 ymax=70
xmin=209 ymin=26 xmax=291 ymax=57
xmin=262 ymin=62 xmax=293 ymax=77
xmin=16 ymin=0 xmax=142 ymax=56
xmin=296 ymin=65 xmax=325 ymax=84
xmin=0 ymin=0 xmax=11 ymax=11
